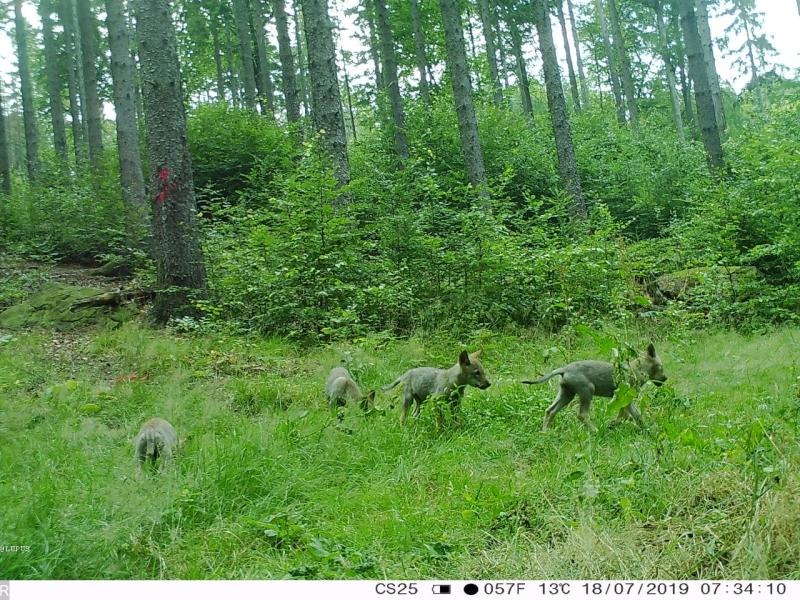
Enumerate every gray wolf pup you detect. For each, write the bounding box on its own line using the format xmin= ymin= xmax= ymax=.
xmin=522 ymin=343 xmax=667 ymax=432
xmin=383 ymin=350 xmax=491 ymax=426
xmin=325 ymin=366 xmax=375 ymax=411
xmin=134 ymin=417 xmax=178 ymax=474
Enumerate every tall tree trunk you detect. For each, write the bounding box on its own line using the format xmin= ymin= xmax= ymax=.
xmin=105 ymin=0 xmax=148 ymax=233
xmin=567 ymin=0 xmax=590 ymax=107
xmin=40 ymin=0 xmax=69 ymax=161
xmin=301 ymin=0 xmax=351 ymax=190
xmin=58 ymin=0 xmax=85 ymax=162
xmin=210 ymin=9 xmax=227 ymax=101
xmin=438 ymin=0 xmax=487 ymax=190
xmin=274 ymin=0 xmax=301 ymax=122
xmin=595 ymin=0 xmax=625 ymax=124
xmin=132 ymin=0 xmax=208 ymax=323
xmin=231 ymin=0 xmax=258 ymax=111
xmin=556 ymin=0 xmax=581 ymax=112
xmin=13 ymin=0 xmax=39 ymax=181
xmin=507 ymin=14 xmax=533 ymax=119
xmin=654 ymin=1 xmax=684 ymax=139
xmin=671 ymin=2 xmax=694 ymax=124
xmin=532 ymin=0 xmax=586 ymax=218
xmin=694 ymin=0 xmax=724 ymax=131
xmin=679 ymin=0 xmax=723 ymax=169
xmin=340 ymin=46 xmax=357 ymax=141
xmin=375 ymin=0 xmax=409 ymax=161
xmin=293 ymin=0 xmax=311 ymax=117
xmin=364 ymin=0 xmax=384 ymax=95
xmin=478 ymin=0 xmax=503 ymax=105
xmin=0 ymin=90 xmax=11 ymax=196
xmin=410 ymin=0 xmax=432 ymax=106
xmin=251 ymin=7 xmax=275 ymax=116
xmin=68 ymin=0 xmax=91 ymax=153
xmin=77 ymin=0 xmax=105 ymax=169
xmin=741 ymin=13 xmax=764 ymax=111
xmin=606 ymin=0 xmax=638 ymax=124
xmin=494 ymin=15 xmax=510 ymax=89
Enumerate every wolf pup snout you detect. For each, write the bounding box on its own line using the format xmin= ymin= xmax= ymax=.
xmin=384 ymin=349 xmax=490 ymax=427
xmin=522 ymin=343 xmax=666 ymax=433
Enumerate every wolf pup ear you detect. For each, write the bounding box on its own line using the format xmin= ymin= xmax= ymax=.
xmin=459 ymin=350 xmax=471 ymax=366
xmin=470 ymin=349 xmax=483 ymax=360
xmin=647 ymin=343 xmax=656 ymax=357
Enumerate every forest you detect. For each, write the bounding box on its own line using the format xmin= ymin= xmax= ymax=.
xmin=1 ymin=0 xmax=799 ymax=581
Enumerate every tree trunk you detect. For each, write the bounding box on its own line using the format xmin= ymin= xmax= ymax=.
xmin=606 ymin=0 xmax=638 ymax=124
xmin=232 ymin=0 xmax=258 ymax=111
xmin=132 ymin=0 xmax=208 ymax=324
xmin=478 ymin=0 xmax=503 ymax=105
xmin=293 ymin=0 xmax=311 ymax=117
xmin=532 ymin=0 xmax=586 ymax=218
xmin=654 ymin=1 xmax=684 ymax=139
xmin=364 ymin=0 xmax=384 ymax=95
xmin=77 ymin=0 xmax=105 ymax=169
xmin=224 ymin=17 xmax=241 ymax=108
xmin=0 ymin=90 xmax=11 ymax=195
xmin=340 ymin=46 xmax=357 ymax=141
xmin=68 ymin=0 xmax=91 ymax=154
xmin=595 ymin=0 xmax=625 ymax=124
xmin=40 ymin=0 xmax=69 ymax=161
xmin=210 ymin=8 xmax=227 ymax=101
xmin=375 ymin=0 xmax=409 ymax=161
xmin=274 ymin=0 xmax=301 ymax=122
xmin=301 ymin=0 xmax=351 ymax=190
xmin=251 ymin=7 xmax=275 ymax=116
xmin=670 ymin=2 xmax=694 ymax=124
xmin=556 ymin=0 xmax=581 ymax=112
xmin=105 ymin=0 xmax=148 ymax=233
xmin=13 ymin=0 xmax=39 ymax=181
xmin=410 ymin=0 xmax=432 ymax=106
xmin=494 ymin=14 xmax=510 ymax=88
xmin=679 ymin=0 xmax=723 ymax=169
xmin=567 ymin=0 xmax=590 ymax=108
xmin=58 ymin=0 xmax=86 ymax=163
xmin=694 ymin=0 xmax=724 ymax=131
xmin=506 ymin=14 xmax=533 ymax=119
xmin=741 ymin=13 xmax=764 ymax=111
xmin=438 ymin=0 xmax=487 ymax=191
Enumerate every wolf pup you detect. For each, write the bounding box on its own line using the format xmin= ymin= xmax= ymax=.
xmin=522 ymin=343 xmax=667 ymax=433
xmin=325 ymin=366 xmax=375 ymax=412
xmin=383 ymin=350 xmax=491 ymax=426
xmin=133 ymin=417 xmax=178 ymax=475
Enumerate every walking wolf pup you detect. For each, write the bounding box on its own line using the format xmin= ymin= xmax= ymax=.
xmin=325 ymin=366 xmax=375 ymax=411
xmin=133 ymin=417 xmax=178 ymax=474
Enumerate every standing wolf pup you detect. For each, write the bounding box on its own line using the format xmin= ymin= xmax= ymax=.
xmin=523 ymin=343 xmax=667 ymax=432
xmin=383 ymin=350 xmax=491 ymax=426
xmin=325 ymin=366 xmax=375 ymax=411
xmin=133 ymin=417 xmax=178 ymax=475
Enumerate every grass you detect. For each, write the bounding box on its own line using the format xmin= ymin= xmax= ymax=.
xmin=1 ymin=314 xmax=799 ymax=579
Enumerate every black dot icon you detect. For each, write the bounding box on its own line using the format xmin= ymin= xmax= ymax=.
xmin=464 ymin=583 xmax=479 ymax=596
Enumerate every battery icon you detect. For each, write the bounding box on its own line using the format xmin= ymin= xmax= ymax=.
xmin=432 ymin=584 xmax=451 ymax=594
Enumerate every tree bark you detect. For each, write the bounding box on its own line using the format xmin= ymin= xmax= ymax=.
xmin=58 ymin=0 xmax=86 ymax=163
xmin=679 ymin=0 xmax=723 ymax=169
xmin=694 ymin=0 xmax=724 ymax=131
xmin=375 ymin=0 xmax=409 ymax=161
xmin=274 ymin=0 xmax=301 ymax=122
xmin=209 ymin=5 xmax=227 ymax=101
xmin=606 ymin=0 xmax=638 ymax=124
xmin=438 ymin=0 xmax=487 ymax=190
xmin=232 ymin=0 xmax=259 ymax=111
xmin=670 ymin=2 xmax=694 ymax=124
xmin=532 ymin=0 xmax=586 ymax=218
xmin=0 ymin=90 xmax=11 ymax=195
xmin=556 ymin=0 xmax=581 ymax=112
xmin=132 ymin=0 xmax=208 ymax=324
xmin=595 ymin=0 xmax=625 ymax=124
xmin=654 ymin=0 xmax=684 ymax=139
xmin=251 ymin=6 xmax=275 ymax=116
xmin=364 ymin=0 xmax=384 ymax=95
xmin=741 ymin=11 xmax=764 ymax=111
xmin=293 ymin=0 xmax=311 ymax=117
xmin=301 ymin=0 xmax=351 ymax=190
xmin=40 ymin=0 xmax=69 ymax=161
xmin=77 ymin=0 xmax=105 ymax=170
xmin=105 ymin=0 xmax=148 ymax=232
xmin=340 ymin=46 xmax=357 ymax=141
xmin=224 ymin=16 xmax=241 ymax=108
xmin=506 ymin=13 xmax=533 ymax=119
xmin=478 ymin=0 xmax=503 ymax=105
xmin=567 ymin=0 xmax=590 ymax=108
xmin=13 ymin=0 xmax=39 ymax=181
xmin=410 ymin=0 xmax=432 ymax=106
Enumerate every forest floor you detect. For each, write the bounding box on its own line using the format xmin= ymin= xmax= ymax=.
xmin=1 ymin=262 xmax=799 ymax=579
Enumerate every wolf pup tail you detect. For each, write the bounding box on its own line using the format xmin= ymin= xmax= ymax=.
xmin=522 ymin=369 xmax=564 ymax=385
xmin=382 ymin=376 xmax=404 ymax=392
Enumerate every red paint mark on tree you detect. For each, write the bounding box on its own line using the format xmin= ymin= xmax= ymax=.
xmin=154 ymin=166 xmax=176 ymax=205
